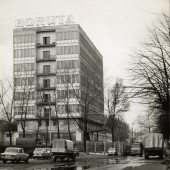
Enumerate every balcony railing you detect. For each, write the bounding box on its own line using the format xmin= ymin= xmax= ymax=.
xmin=37 ymin=85 xmax=56 ymax=91
xmin=36 ymin=100 xmax=56 ymax=106
xmin=36 ymin=42 xmax=56 ymax=48
xmin=36 ymin=72 xmax=56 ymax=76
xmin=36 ymin=56 xmax=56 ymax=62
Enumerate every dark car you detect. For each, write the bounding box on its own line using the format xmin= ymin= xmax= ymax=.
xmin=130 ymin=142 xmax=143 ymax=156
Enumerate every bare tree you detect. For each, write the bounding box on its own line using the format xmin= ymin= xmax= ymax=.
xmin=69 ymin=72 xmax=104 ymax=152
xmin=129 ymin=14 xmax=170 ymax=139
xmin=105 ymin=78 xmax=129 ymax=142
xmin=0 ymin=79 xmax=16 ymax=145
xmin=136 ymin=112 xmax=157 ymax=133
xmin=16 ymin=75 xmax=35 ymax=138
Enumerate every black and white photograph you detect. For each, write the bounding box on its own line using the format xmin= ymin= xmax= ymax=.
xmin=0 ymin=0 xmax=169 ymax=169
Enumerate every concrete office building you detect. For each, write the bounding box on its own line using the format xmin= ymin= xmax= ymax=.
xmin=13 ymin=24 xmax=104 ymax=142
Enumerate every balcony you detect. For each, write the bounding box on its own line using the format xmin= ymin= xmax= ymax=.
xmin=36 ymin=56 xmax=56 ymax=62
xmin=36 ymin=100 xmax=56 ymax=106
xmin=36 ymin=29 xmax=55 ymax=33
xmin=36 ymin=42 xmax=56 ymax=48
xmin=36 ymin=72 xmax=56 ymax=76
xmin=37 ymin=85 xmax=56 ymax=91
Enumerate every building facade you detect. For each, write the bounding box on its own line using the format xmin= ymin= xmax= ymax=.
xmin=13 ymin=24 xmax=104 ymax=142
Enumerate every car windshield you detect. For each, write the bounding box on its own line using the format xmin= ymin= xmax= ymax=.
xmin=109 ymin=148 xmax=116 ymax=151
xmin=34 ymin=148 xmax=43 ymax=151
xmin=132 ymin=144 xmax=140 ymax=148
xmin=5 ymin=148 xmax=18 ymax=153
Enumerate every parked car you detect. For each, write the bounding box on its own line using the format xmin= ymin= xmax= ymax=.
xmin=108 ymin=147 xmax=117 ymax=156
xmin=33 ymin=148 xmax=51 ymax=159
xmin=74 ymin=147 xmax=79 ymax=156
xmin=0 ymin=147 xmax=29 ymax=164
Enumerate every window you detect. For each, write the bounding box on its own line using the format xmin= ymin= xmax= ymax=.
xmin=44 ymin=94 xmax=51 ymax=102
xmin=43 ymin=79 xmax=50 ymax=88
xmin=57 ymin=61 xmax=60 ymax=69
xmin=28 ymin=77 xmax=34 ymax=86
xmin=31 ymin=35 xmax=34 ymax=43
xmin=44 ymin=108 xmax=50 ymax=117
xmin=43 ymin=65 xmax=50 ymax=74
xmin=53 ymin=120 xmax=57 ymax=126
xmin=46 ymin=120 xmax=49 ymax=126
xmin=18 ymin=50 xmax=21 ymax=58
xmin=38 ymin=120 xmax=42 ymax=126
xmin=21 ymin=49 xmax=24 ymax=58
xmin=28 ymin=48 xmax=31 ymax=57
xmin=43 ymin=51 xmax=50 ymax=60
xmin=43 ymin=37 xmax=50 ymax=45
xmin=14 ymin=36 xmax=17 ymax=44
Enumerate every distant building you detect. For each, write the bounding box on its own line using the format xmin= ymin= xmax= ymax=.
xmin=13 ymin=24 xmax=104 ymax=142
xmin=0 ymin=120 xmax=18 ymax=145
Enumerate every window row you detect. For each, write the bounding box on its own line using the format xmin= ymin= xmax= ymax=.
xmin=14 ymin=63 xmax=34 ymax=72
xmin=14 ymin=91 xmax=35 ymax=101
xmin=56 ymin=31 xmax=78 ymax=41
xmin=57 ymin=45 xmax=78 ymax=55
xmin=56 ymin=74 xmax=79 ymax=84
xmin=14 ymin=77 xmax=34 ymax=86
xmin=80 ymin=48 xmax=102 ymax=77
xmin=14 ymin=106 xmax=35 ymax=115
xmin=14 ymin=48 xmax=34 ymax=58
xmin=57 ymin=104 xmax=80 ymax=114
xmin=57 ymin=89 xmax=79 ymax=99
xmin=57 ymin=60 xmax=79 ymax=69
xmin=80 ymin=33 xmax=102 ymax=66
xmin=14 ymin=34 xmax=34 ymax=44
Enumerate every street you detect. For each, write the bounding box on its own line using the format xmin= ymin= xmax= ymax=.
xmin=0 ymin=154 xmax=167 ymax=170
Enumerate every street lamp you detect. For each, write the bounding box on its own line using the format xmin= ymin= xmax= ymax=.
xmin=168 ymin=88 xmax=170 ymax=140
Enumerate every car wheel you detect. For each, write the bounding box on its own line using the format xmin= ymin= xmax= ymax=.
xmin=16 ymin=158 xmax=21 ymax=163
xmin=53 ymin=156 xmax=57 ymax=162
xmin=25 ymin=158 xmax=28 ymax=163
xmin=72 ymin=156 xmax=75 ymax=162
xmin=3 ymin=160 xmax=6 ymax=164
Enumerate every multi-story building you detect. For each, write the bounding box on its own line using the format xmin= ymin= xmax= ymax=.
xmin=13 ymin=24 xmax=104 ymax=142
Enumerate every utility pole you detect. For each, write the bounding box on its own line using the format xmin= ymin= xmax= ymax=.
xmin=49 ymin=108 xmax=51 ymax=146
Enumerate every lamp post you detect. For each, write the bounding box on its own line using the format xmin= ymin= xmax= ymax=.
xmin=117 ymin=115 xmax=121 ymax=156
xmin=132 ymin=123 xmax=134 ymax=143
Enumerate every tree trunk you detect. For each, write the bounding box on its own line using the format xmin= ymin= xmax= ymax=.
xmin=36 ymin=121 xmax=40 ymax=141
xmin=83 ymin=131 xmax=87 ymax=153
xmin=67 ymin=118 xmax=72 ymax=140
xmin=23 ymin=128 xmax=26 ymax=138
xmin=111 ymin=126 xmax=115 ymax=142
xmin=57 ymin=120 xmax=60 ymax=139
xmin=9 ymin=124 xmax=12 ymax=145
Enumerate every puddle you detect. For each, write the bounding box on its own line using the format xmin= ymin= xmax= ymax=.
xmin=33 ymin=158 xmax=130 ymax=170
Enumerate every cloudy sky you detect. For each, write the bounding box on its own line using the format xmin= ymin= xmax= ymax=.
xmin=0 ymin=0 xmax=169 ymax=127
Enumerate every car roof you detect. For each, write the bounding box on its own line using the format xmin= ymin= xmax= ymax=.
xmin=6 ymin=147 xmax=23 ymax=149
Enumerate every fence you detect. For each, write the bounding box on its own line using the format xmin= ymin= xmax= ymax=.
xmin=75 ymin=141 xmax=130 ymax=156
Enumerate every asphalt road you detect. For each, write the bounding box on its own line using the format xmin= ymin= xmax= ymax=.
xmin=0 ymin=154 xmax=167 ymax=170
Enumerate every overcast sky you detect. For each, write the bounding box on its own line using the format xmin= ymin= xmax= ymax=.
xmin=0 ymin=0 xmax=169 ymax=127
